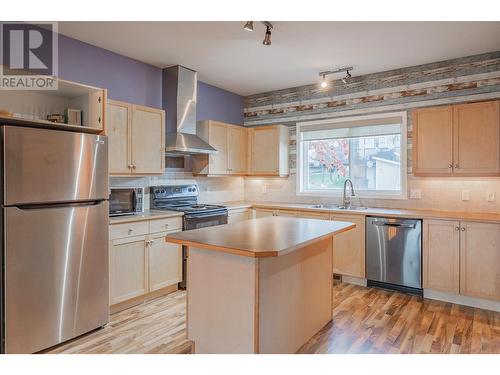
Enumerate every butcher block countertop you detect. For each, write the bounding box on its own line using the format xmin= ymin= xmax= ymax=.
xmin=165 ymin=216 xmax=355 ymax=258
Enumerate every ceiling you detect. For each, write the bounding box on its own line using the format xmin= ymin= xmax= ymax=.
xmin=57 ymin=21 xmax=500 ymax=96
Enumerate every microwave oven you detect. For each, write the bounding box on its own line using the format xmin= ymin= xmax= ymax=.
xmin=109 ymin=187 xmax=144 ymax=216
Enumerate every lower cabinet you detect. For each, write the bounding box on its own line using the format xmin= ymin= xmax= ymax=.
xmin=331 ymin=215 xmax=365 ymax=278
xmin=148 ymin=231 xmax=183 ymax=292
xmin=110 ymin=235 xmax=148 ymax=305
xmin=228 ymin=208 xmax=251 ymax=223
xmin=109 ymin=217 xmax=183 ymax=309
xmin=424 ymin=219 xmax=500 ymax=301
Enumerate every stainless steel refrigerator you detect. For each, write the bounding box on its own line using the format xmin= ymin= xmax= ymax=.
xmin=0 ymin=125 xmax=109 ymax=354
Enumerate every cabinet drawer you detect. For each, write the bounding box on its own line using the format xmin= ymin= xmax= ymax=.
xmin=149 ymin=216 xmax=182 ymax=233
xmin=110 ymin=221 xmax=149 ymax=240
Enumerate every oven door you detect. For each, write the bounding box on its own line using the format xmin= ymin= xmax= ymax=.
xmin=183 ymin=212 xmax=228 ymax=231
xmin=109 ymin=189 xmax=137 ymax=216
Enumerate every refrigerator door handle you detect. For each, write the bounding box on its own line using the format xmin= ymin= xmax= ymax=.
xmin=14 ymin=200 xmax=104 ymax=210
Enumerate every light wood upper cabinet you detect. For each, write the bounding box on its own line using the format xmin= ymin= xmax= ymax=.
xmin=460 ymin=221 xmax=500 ymax=301
xmin=413 ymin=106 xmax=454 ymax=175
xmin=109 ymin=235 xmax=148 ymax=305
xmin=148 ymin=230 xmax=182 ymax=292
xmin=423 ymin=220 xmax=460 ymax=294
xmin=192 ymin=120 xmax=247 ymax=175
xmin=413 ymin=100 xmax=500 ymax=177
xmin=132 ymin=105 xmax=165 ymax=174
xmin=107 ymin=101 xmax=131 ymax=175
xmin=453 ymin=101 xmax=500 ymax=175
xmin=228 ymin=126 xmax=248 ymax=174
xmin=107 ymin=100 xmax=165 ymax=176
xmin=331 ymin=215 xmax=365 ymax=278
xmin=248 ymin=125 xmax=289 ymax=176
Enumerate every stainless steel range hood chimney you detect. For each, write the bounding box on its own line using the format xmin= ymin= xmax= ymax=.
xmin=163 ymin=65 xmax=217 ymax=154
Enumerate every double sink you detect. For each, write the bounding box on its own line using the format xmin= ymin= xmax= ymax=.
xmin=307 ymin=204 xmax=368 ymax=211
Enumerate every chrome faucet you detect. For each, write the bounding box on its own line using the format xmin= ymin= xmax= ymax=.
xmin=342 ymin=179 xmax=355 ymax=209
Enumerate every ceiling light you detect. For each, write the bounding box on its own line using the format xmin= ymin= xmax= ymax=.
xmin=243 ymin=21 xmax=254 ymax=32
xmin=320 ymin=74 xmax=328 ymax=88
xmin=342 ymin=70 xmax=352 ymax=85
xmin=318 ymin=66 xmax=353 ymax=88
xmin=263 ymin=26 xmax=272 ymax=46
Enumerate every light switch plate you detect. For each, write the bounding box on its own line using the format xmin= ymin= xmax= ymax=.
xmin=487 ymin=191 xmax=496 ymax=202
xmin=410 ymin=189 xmax=421 ymax=199
xmin=461 ymin=190 xmax=470 ymax=201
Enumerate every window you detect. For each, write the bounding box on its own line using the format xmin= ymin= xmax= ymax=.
xmin=297 ymin=112 xmax=407 ymax=199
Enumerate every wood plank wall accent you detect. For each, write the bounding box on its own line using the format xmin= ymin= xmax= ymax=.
xmin=243 ymin=52 xmax=500 ymax=174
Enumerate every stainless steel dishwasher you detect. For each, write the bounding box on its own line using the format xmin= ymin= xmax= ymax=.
xmin=366 ymin=217 xmax=422 ymax=295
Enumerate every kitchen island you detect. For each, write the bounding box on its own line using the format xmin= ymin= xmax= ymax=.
xmin=166 ymin=216 xmax=355 ymax=354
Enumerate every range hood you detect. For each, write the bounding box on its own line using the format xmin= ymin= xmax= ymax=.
xmin=163 ymin=65 xmax=217 ymax=154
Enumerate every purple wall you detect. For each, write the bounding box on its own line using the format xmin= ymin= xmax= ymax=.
xmin=58 ymin=34 xmax=162 ymax=108
xmin=58 ymin=34 xmax=244 ymax=124
xmin=197 ymin=81 xmax=244 ymax=125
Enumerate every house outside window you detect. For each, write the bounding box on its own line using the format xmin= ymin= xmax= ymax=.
xmin=296 ymin=112 xmax=407 ymax=199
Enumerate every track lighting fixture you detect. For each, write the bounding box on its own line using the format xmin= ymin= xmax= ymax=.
xmin=263 ymin=26 xmax=272 ymax=46
xmin=243 ymin=21 xmax=254 ymax=32
xmin=342 ymin=70 xmax=352 ymax=85
xmin=318 ymin=66 xmax=354 ymax=88
xmin=243 ymin=21 xmax=274 ymax=46
xmin=320 ymin=74 xmax=328 ymax=88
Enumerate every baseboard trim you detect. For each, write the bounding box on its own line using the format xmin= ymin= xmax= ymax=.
xmin=340 ymin=275 xmax=367 ymax=287
xmin=110 ymin=284 xmax=179 ymax=314
xmin=424 ymin=289 xmax=500 ymax=313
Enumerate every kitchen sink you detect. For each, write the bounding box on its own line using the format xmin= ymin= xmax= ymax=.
xmin=308 ymin=204 xmax=368 ymax=210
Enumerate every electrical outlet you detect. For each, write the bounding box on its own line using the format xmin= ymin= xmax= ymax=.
xmin=461 ymin=190 xmax=470 ymax=201
xmin=487 ymin=191 xmax=496 ymax=202
xmin=410 ymin=189 xmax=421 ymax=199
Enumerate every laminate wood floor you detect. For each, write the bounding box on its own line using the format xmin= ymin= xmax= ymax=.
xmin=47 ymin=283 xmax=500 ymax=354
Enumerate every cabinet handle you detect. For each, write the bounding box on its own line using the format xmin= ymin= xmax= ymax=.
xmin=448 ymin=163 xmax=453 ymax=169
xmin=131 ymin=165 xmax=136 ymax=169
xmin=128 ymin=229 xmax=133 ymax=234
xmin=98 ymin=96 xmax=102 ymax=104
xmin=164 ymin=223 xmax=169 ymax=228
xmin=150 ymin=240 xmax=155 ymax=245
xmin=455 ymin=226 xmax=460 ymax=231
xmin=98 ymin=116 xmax=101 ymax=124
xmin=455 ymin=164 xmax=459 ymax=169
xmin=460 ymin=227 xmax=466 ymax=231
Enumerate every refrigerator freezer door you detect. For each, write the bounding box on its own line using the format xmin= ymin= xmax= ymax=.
xmin=2 ymin=126 xmax=108 ymax=205
xmin=4 ymin=201 xmax=109 ymax=353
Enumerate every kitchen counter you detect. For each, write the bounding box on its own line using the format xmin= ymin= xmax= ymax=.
xmin=249 ymin=202 xmax=500 ymax=223
xmin=109 ymin=209 xmax=183 ymax=224
xmin=166 ymin=216 xmax=355 ymax=354
xmin=166 ymin=216 xmax=354 ymax=258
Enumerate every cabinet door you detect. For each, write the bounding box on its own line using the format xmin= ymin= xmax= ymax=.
xmin=460 ymin=221 xmax=500 ymax=301
xmin=331 ymin=215 xmax=365 ymax=278
xmin=109 ymin=235 xmax=147 ymax=305
xmin=131 ymin=105 xmax=165 ymax=174
xmin=249 ymin=127 xmax=279 ymax=174
xmin=228 ymin=209 xmax=250 ymax=224
xmin=453 ymin=101 xmax=500 ymax=176
xmin=423 ymin=220 xmax=460 ymax=294
xmin=208 ymin=122 xmax=229 ymax=174
xmin=254 ymin=209 xmax=274 ymax=218
xmin=413 ymin=106 xmax=454 ymax=176
xmin=148 ymin=231 xmax=182 ymax=292
xmin=228 ymin=126 xmax=247 ymax=174
xmin=107 ymin=101 xmax=132 ymax=174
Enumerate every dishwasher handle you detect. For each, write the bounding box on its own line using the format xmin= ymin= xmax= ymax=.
xmin=373 ymin=221 xmax=416 ymax=229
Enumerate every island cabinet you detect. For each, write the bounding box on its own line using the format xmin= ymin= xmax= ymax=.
xmin=109 ymin=216 xmax=182 ymax=312
xmin=166 ymin=216 xmax=355 ymax=353
xmin=413 ymin=100 xmax=500 ymax=177
xmin=247 ymin=125 xmax=289 ymax=177
xmin=423 ymin=219 xmax=500 ymax=301
xmin=331 ymin=214 xmax=366 ymax=278
xmin=192 ymin=120 xmax=247 ymax=175
xmin=107 ymin=100 xmax=165 ymax=176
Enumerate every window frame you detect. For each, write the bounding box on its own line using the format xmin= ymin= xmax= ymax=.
xmin=296 ymin=111 xmax=408 ymax=200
